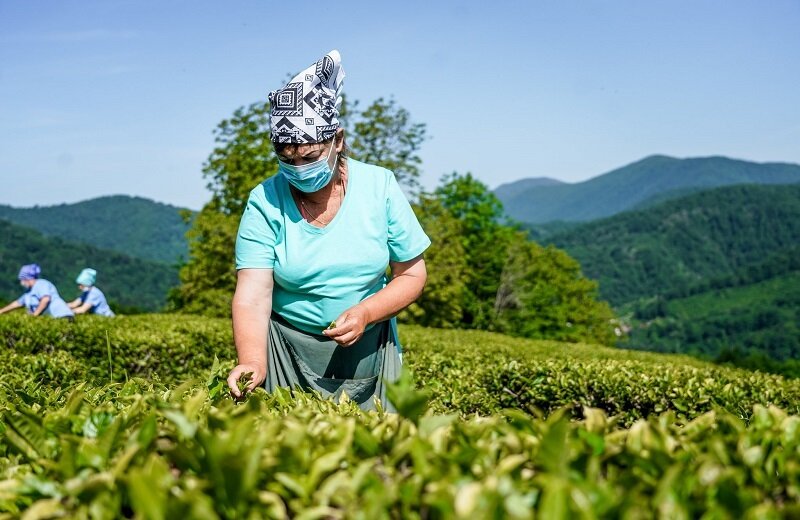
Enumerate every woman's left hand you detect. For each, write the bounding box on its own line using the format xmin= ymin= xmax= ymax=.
xmin=323 ymin=304 xmax=371 ymax=347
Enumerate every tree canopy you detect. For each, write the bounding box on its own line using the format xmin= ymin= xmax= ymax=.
xmin=403 ymin=173 xmax=616 ymax=345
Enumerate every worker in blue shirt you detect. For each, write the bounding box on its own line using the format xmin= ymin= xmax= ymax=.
xmin=0 ymin=264 xmax=75 ymax=319
xmin=227 ymin=51 xmax=429 ymax=411
xmin=68 ymin=268 xmax=115 ymax=317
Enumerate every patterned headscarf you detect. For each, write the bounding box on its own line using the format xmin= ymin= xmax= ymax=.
xmin=269 ymin=50 xmax=345 ymax=144
xmin=18 ymin=264 xmax=41 ymax=280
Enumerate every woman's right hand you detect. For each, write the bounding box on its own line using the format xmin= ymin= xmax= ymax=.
xmin=230 ymin=269 xmax=273 ymax=399
xmin=227 ymin=363 xmax=266 ymax=399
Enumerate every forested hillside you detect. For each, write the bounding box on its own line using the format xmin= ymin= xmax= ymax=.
xmin=0 ymin=195 xmax=191 ymax=264
xmin=547 ymin=183 xmax=800 ymax=306
xmin=496 ymin=155 xmax=800 ymax=223
xmin=0 ymin=219 xmax=178 ymax=311
xmin=541 ymin=184 xmax=800 ymax=375
xmin=624 ymin=247 xmax=800 ymax=376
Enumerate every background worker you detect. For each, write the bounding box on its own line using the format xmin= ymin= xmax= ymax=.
xmin=0 ymin=264 xmax=75 ymax=319
xmin=68 ymin=268 xmax=115 ymax=317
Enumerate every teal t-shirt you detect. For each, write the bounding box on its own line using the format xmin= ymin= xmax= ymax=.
xmin=235 ymin=158 xmax=431 ymax=334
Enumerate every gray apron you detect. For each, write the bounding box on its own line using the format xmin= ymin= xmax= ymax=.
xmin=266 ymin=313 xmax=402 ymax=412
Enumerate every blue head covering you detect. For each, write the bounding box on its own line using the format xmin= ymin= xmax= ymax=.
xmin=18 ymin=264 xmax=41 ymax=280
xmin=76 ymin=268 xmax=97 ymax=286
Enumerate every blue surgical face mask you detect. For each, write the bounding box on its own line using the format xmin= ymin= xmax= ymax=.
xmin=278 ymin=142 xmax=338 ymax=193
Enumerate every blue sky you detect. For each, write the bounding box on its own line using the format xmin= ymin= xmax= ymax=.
xmin=1 ymin=0 xmax=798 ymax=209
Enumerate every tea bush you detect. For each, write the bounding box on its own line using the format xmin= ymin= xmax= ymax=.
xmin=3 ymin=314 xmax=800 ymax=517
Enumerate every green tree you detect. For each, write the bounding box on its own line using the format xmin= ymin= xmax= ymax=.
xmin=349 ymin=97 xmax=426 ymax=191
xmin=399 ymin=194 xmax=468 ymax=328
xmin=410 ymin=172 xmax=617 ymax=345
xmin=493 ymin=238 xmax=617 ymax=345
xmin=170 ymin=208 xmax=240 ymax=316
xmin=170 ymin=102 xmax=276 ymax=316
xmin=433 ymin=173 xmax=514 ymax=329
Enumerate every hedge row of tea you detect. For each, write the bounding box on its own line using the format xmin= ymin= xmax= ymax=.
xmin=3 ymin=315 xmax=799 ymax=423
xmin=2 ymin=315 xmax=800 ymax=517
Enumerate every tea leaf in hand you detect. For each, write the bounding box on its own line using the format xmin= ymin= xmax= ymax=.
xmin=237 ymin=371 xmax=254 ymax=394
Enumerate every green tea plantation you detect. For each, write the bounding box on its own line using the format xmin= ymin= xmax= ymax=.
xmin=1 ymin=315 xmax=800 ymax=518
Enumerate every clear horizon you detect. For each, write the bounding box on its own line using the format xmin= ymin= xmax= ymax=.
xmin=1 ymin=152 xmax=799 ymax=211
xmin=1 ymin=0 xmax=798 ymax=210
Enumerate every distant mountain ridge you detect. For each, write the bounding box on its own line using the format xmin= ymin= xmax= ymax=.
xmin=493 ymin=177 xmax=565 ymax=202
xmin=496 ymin=155 xmax=800 ymax=224
xmin=0 ymin=219 xmax=178 ymax=311
xmin=0 ymin=195 xmax=191 ymax=264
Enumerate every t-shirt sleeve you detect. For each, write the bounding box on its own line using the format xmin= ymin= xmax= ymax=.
xmin=235 ymin=191 xmax=277 ymax=269
xmin=31 ymin=281 xmax=52 ymax=300
xmin=86 ymin=288 xmax=103 ymax=307
xmin=386 ymin=171 xmax=431 ymax=262
xmin=16 ymin=294 xmax=25 ymax=306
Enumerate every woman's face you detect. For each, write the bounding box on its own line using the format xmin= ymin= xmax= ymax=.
xmin=78 ymin=284 xmax=88 ymax=291
xmin=19 ymin=279 xmax=35 ymax=289
xmin=274 ymin=129 xmax=344 ymax=167
xmin=276 ymin=141 xmax=331 ymax=166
